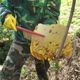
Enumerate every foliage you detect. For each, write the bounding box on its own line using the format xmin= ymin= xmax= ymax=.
xmin=60 ymin=0 xmax=80 ymax=27
xmin=0 ymin=21 xmax=13 ymax=64
xmin=0 ymin=23 xmax=14 ymax=40
xmin=0 ymin=0 xmax=2 ymax=3
xmin=0 ymin=40 xmax=12 ymax=64
xmin=0 ymin=23 xmax=13 ymax=64
xmin=21 ymin=66 xmax=30 ymax=78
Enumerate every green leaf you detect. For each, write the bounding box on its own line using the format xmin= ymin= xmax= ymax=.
xmin=55 ymin=61 xmax=61 ymax=72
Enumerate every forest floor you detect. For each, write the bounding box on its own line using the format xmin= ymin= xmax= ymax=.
xmin=20 ymin=35 xmax=80 ymax=80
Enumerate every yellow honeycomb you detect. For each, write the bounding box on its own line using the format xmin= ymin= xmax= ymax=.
xmin=30 ymin=24 xmax=72 ymax=61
